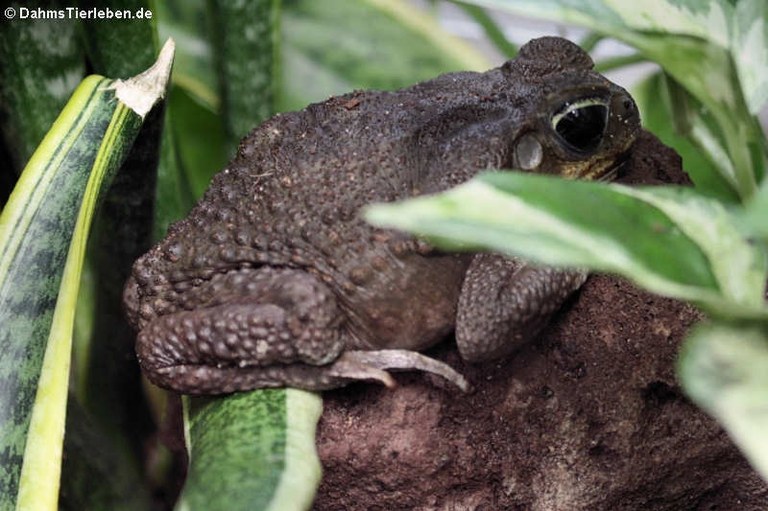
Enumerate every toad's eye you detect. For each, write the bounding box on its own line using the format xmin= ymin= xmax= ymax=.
xmin=552 ymin=98 xmax=609 ymax=153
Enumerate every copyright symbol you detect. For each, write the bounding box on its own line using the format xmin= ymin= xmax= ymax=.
xmin=5 ymin=7 xmax=15 ymax=19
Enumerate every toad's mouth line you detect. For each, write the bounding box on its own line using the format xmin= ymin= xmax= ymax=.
xmin=579 ymin=150 xmax=631 ymax=182
xmin=597 ymin=157 xmax=629 ymax=182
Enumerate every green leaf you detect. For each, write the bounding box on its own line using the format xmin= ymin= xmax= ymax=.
xmin=178 ymin=390 xmax=323 ymax=511
xmin=78 ymin=0 xmax=158 ymax=78
xmin=156 ymin=0 xmax=219 ymax=111
xmin=164 ymin=85 xmax=227 ymax=204
xmin=463 ymin=0 xmax=626 ymax=33
xmin=453 ymin=1 xmax=518 ymax=59
xmin=679 ymin=321 xmax=768 ymax=481
xmin=632 ymin=72 xmax=738 ymax=203
xmin=366 ymin=172 xmax=767 ymax=314
xmin=280 ymin=0 xmax=491 ymax=110
xmin=153 ymin=105 xmax=198 ymax=239
xmin=155 ymin=1 xmax=227 ymax=204
xmin=732 ymin=0 xmax=768 ymax=114
xmin=741 ymin=176 xmax=768 ymax=241
xmin=0 ymin=40 xmax=174 ymax=510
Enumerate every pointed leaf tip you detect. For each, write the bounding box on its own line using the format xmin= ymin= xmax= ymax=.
xmin=112 ymin=38 xmax=176 ymax=118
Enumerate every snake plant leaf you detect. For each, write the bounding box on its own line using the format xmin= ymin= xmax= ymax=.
xmin=177 ymin=390 xmax=323 ymax=511
xmin=366 ymin=172 xmax=767 ymax=316
xmin=0 ymin=39 xmax=174 ymax=510
xmin=78 ymin=0 xmax=158 ymax=79
xmin=678 ymin=321 xmax=768 ymax=481
xmin=207 ymin=0 xmax=280 ymax=154
xmin=0 ymin=8 xmax=85 ymax=173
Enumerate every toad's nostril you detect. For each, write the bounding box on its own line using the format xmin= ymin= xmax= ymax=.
xmin=614 ymin=94 xmax=638 ymax=121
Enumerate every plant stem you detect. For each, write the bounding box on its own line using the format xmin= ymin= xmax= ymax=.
xmin=595 ymin=53 xmax=647 ymax=73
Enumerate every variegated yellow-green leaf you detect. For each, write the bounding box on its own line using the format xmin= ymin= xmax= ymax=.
xmin=0 ymin=39 xmax=174 ymax=510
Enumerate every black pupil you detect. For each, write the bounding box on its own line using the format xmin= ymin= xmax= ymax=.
xmin=555 ymin=104 xmax=608 ymax=152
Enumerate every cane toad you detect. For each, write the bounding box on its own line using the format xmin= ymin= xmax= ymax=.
xmin=124 ymin=37 xmax=640 ymax=394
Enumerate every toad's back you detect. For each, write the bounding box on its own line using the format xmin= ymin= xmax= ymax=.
xmin=132 ymin=65 xmax=523 ymax=314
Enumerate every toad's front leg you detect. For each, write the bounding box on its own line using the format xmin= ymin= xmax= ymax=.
xmin=136 ymin=267 xmax=467 ymax=394
xmin=456 ymin=253 xmax=587 ymax=363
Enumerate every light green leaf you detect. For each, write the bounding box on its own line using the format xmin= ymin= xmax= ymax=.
xmin=679 ymin=321 xmax=768 ymax=481
xmin=366 ymin=172 xmax=767 ymax=315
xmin=604 ymin=0 xmax=732 ymax=48
xmin=177 ymin=389 xmax=323 ymax=511
xmin=732 ymin=0 xmax=768 ymax=114
xmin=619 ymin=185 xmax=765 ymax=307
xmin=741 ymin=176 xmax=768 ymax=241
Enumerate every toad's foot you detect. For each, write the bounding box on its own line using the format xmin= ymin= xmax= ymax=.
xmin=327 ymin=350 xmax=471 ymax=392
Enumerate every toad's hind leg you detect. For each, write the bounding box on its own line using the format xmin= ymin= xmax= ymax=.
xmin=137 ymin=268 xmax=466 ymax=394
xmin=137 ymin=268 xmax=353 ymax=394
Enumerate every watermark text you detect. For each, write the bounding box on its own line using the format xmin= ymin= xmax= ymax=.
xmin=5 ymin=6 xmax=153 ymax=21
